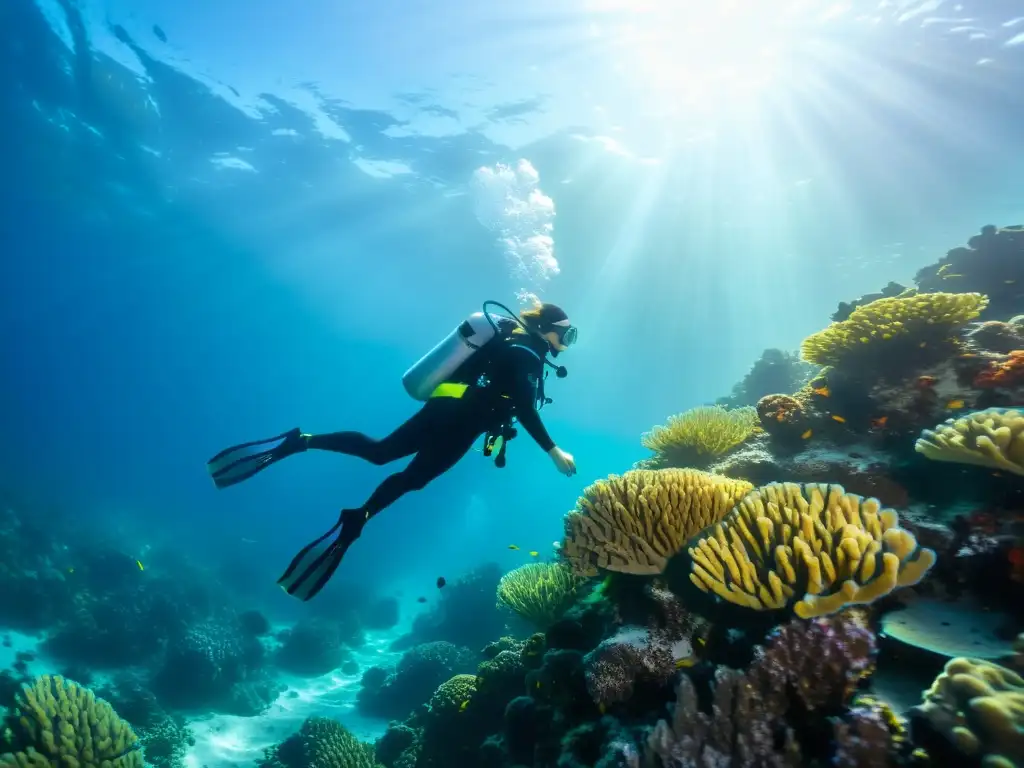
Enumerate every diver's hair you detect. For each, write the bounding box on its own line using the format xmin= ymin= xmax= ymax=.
xmin=515 ymin=302 xmax=568 ymax=334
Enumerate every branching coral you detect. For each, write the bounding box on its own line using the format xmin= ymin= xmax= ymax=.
xmin=0 ymin=675 xmax=142 ymax=768
xmin=911 ymin=657 xmax=1024 ymax=767
xmin=800 ymin=291 xmax=989 ymax=367
xmin=973 ymin=350 xmax=1024 ymax=388
xmin=687 ymin=482 xmax=936 ymax=618
xmin=646 ymin=612 xmax=884 ymax=767
xmin=915 ymin=408 xmax=1024 ymax=476
xmin=496 ymin=562 xmax=584 ymax=629
xmin=562 ymin=469 xmax=753 ymax=577
xmin=640 ymin=405 xmax=758 ymax=469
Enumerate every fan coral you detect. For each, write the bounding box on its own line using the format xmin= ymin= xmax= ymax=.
xmin=496 ymin=562 xmax=584 ymax=629
xmin=640 ymin=405 xmax=758 ymax=469
xmin=562 ymin=468 xmax=753 ymax=577
xmin=915 ymin=408 xmax=1024 ymax=476
xmin=911 ymin=657 xmax=1024 ymax=767
xmin=0 ymin=675 xmax=142 ymax=768
xmin=800 ymin=292 xmax=989 ymax=367
xmin=687 ymin=482 xmax=936 ymax=618
xmin=973 ymin=350 xmax=1024 ymax=388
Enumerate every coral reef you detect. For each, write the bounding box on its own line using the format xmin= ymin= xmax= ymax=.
xmin=0 ymin=675 xmax=142 ymax=767
xmin=916 ymin=407 xmax=1024 ymax=475
xmin=686 ymin=482 xmax=936 ymax=618
xmin=801 ymin=291 xmax=988 ymax=371
xmin=496 ymin=562 xmax=584 ymax=629
xmin=910 ymin=657 xmax=1024 ymax=767
xmin=562 ymin=468 xmax=753 ymax=577
xmin=639 ymin=405 xmax=758 ymax=469
xmin=259 ymin=716 xmax=381 ymax=768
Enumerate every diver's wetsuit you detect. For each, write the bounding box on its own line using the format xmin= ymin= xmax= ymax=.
xmin=306 ymin=333 xmax=555 ymax=518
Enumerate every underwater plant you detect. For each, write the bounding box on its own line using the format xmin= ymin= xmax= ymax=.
xmin=561 ymin=468 xmax=753 ymax=577
xmin=496 ymin=562 xmax=584 ymax=629
xmin=687 ymin=482 xmax=935 ymax=618
xmin=640 ymin=405 xmax=758 ymax=469
xmin=800 ymin=291 xmax=989 ymax=368
xmin=915 ymin=407 xmax=1024 ymax=476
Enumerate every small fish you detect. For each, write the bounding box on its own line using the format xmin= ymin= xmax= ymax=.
xmin=937 ymin=263 xmax=952 ymax=276
xmin=136 ymin=560 xmax=145 ymax=571
xmin=459 ymin=700 xmax=469 ymax=712
xmin=674 ymin=657 xmax=697 ymax=669
xmin=535 ymin=680 xmax=541 ymax=690
xmin=919 ymin=342 xmax=927 ymax=348
xmin=508 ymin=544 xmax=520 ymax=551
xmin=812 ymin=386 xmax=830 ymax=397
xmin=871 ymin=416 xmax=888 ymax=429
xmin=417 ymin=596 xmax=427 ymax=603
xmin=946 ymin=399 xmax=965 ymax=410
xmin=1005 ymin=280 xmax=1017 ymax=285
xmin=529 ymin=551 xmax=539 ymax=557
xmin=942 ymin=273 xmax=964 ymax=279
xmin=801 ymin=429 xmax=813 ymax=439
xmin=436 ymin=577 xmax=446 ymax=589
xmin=831 ymin=415 xmax=846 ymax=423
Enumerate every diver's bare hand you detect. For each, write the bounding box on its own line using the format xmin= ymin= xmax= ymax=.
xmin=548 ymin=446 xmax=576 ymax=477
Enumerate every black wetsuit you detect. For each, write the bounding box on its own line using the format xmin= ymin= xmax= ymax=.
xmin=306 ymin=333 xmax=556 ymax=519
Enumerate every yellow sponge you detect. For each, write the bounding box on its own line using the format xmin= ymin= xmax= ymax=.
xmin=800 ymin=291 xmax=988 ymax=366
xmin=562 ymin=469 xmax=753 ymax=577
xmin=916 ymin=657 xmax=1024 ymax=766
xmin=915 ymin=408 xmax=1024 ymax=476
xmin=687 ymin=483 xmax=936 ymax=618
xmin=0 ymin=675 xmax=142 ymax=768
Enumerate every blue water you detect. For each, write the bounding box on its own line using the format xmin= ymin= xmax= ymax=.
xmin=2 ymin=0 xmax=1024 ymax=765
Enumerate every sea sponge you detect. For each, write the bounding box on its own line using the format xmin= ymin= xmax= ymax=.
xmin=0 ymin=675 xmax=142 ymax=768
xmin=562 ymin=469 xmax=753 ymax=577
xmin=974 ymin=350 xmax=1024 ymax=388
xmin=800 ymin=291 xmax=988 ymax=367
xmin=913 ymin=657 xmax=1024 ymax=766
xmin=915 ymin=408 xmax=1024 ymax=476
xmin=496 ymin=562 xmax=584 ymax=629
xmin=640 ymin=405 xmax=758 ymax=468
xmin=687 ymin=482 xmax=936 ymax=619
xmin=428 ymin=675 xmax=477 ymax=716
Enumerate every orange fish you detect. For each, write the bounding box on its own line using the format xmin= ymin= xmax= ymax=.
xmin=813 ymin=386 xmax=830 ymax=397
xmin=831 ymin=415 xmax=846 ymax=423
xmin=801 ymin=429 xmax=813 ymax=439
xmin=946 ymin=399 xmax=965 ymax=410
xmin=871 ymin=416 xmax=888 ymax=429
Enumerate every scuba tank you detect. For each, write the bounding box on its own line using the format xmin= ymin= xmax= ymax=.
xmin=402 ymin=311 xmax=506 ymax=401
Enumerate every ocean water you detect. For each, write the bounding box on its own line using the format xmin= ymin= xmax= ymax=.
xmin=1 ymin=1 xmax=1024 ymax=767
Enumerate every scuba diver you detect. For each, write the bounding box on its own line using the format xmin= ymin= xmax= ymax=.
xmin=206 ymin=301 xmax=578 ymax=601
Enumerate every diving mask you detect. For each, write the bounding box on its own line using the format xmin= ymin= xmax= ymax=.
xmin=550 ymin=319 xmax=577 ymax=347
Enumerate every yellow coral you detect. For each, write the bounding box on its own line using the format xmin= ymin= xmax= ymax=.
xmin=640 ymin=405 xmax=758 ymax=468
xmin=915 ymin=408 xmax=1024 ymax=476
xmin=916 ymin=658 xmax=1024 ymax=767
xmin=0 ymin=675 xmax=142 ymax=768
xmin=562 ymin=469 xmax=753 ymax=577
xmin=687 ymin=482 xmax=936 ymax=619
xmin=800 ymin=292 xmax=988 ymax=367
xmin=429 ymin=675 xmax=477 ymax=716
xmin=496 ymin=562 xmax=584 ymax=629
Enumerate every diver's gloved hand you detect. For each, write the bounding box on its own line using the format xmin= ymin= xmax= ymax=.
xmin=548 ymin=446 xmax=576 ymax=477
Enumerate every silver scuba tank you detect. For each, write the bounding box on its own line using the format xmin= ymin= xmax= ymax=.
xmin=402 ymin=312 xmax=501 ymax=401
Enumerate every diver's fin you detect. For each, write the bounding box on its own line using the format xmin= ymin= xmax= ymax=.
xmin=277 ymin=509 xmax=366 ymax=601
xmin=206 ymin=427 xmax=306 ymax=489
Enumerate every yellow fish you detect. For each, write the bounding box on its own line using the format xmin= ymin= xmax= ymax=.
xmin=812 ymin=386 xmax=830 ymax=397
xmin=508 ymin=544 xmax=519 ymax=550
xmin=136 ymin=560 xmax=145 ymax=571
xmin=937 ymin=263 xmax=951 ymax=276
xmin=674 ymin=657 xmax=697 ymax=668
xmin=535 ymin=680 xmax=541 ymax=690
xmin=946 ymin=399 xmax=965 ymax=410
xmin=801 ymin=429 xmax=813 ymax=440
xmin=831 ymin=415 xmax=846 ymax=423
xmin=459 ymin=700 xmax=469 ymax=712
xmin=529 ymin=551 xmax=539 ymax=557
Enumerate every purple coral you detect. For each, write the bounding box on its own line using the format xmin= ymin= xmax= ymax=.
xmin=645 ymin=610 xmax=882 ymax=767
xmin=584 ymin=587 xmax=706 ymax=707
